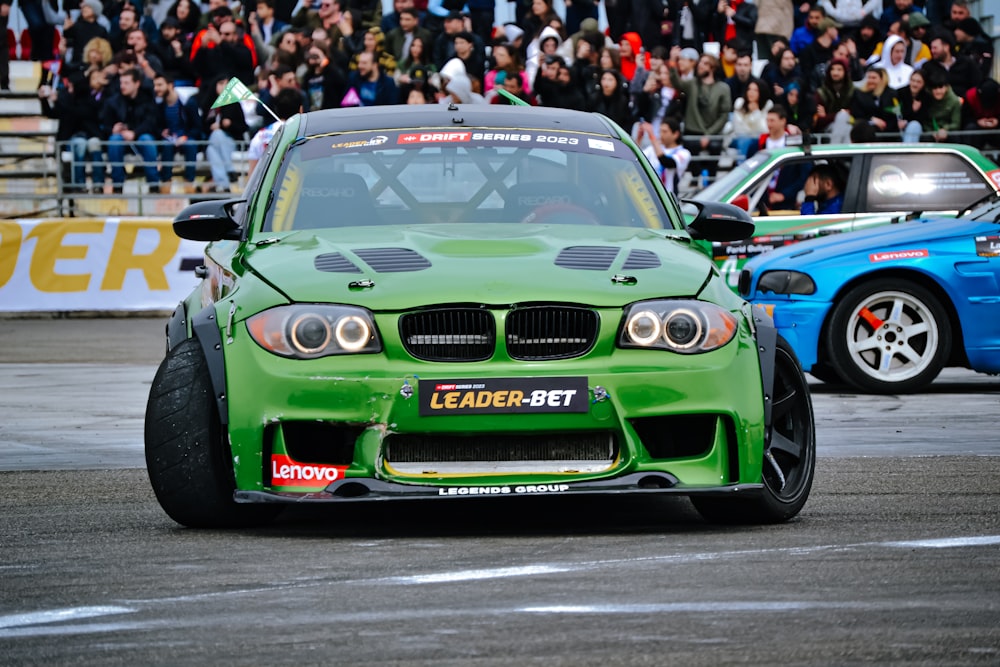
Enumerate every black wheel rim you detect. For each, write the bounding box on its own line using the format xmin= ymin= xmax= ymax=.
xmin=764 ymin=347 xmax=815 ymax=503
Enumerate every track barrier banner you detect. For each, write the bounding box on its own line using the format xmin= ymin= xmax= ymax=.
xmin=0 ymin=218 xmax=204 ymax=312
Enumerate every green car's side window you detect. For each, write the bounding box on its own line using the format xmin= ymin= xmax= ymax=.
xmin=865 ymin=153 xmax=991 ymax=212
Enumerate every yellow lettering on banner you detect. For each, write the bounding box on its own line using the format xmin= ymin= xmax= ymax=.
xmin=101 ymin=221 xmax=181 ymax=291
xmin=0 ymin=222 xmax=23 ymax=288
xmin=28 ymin=221 xmax=104 ymax=292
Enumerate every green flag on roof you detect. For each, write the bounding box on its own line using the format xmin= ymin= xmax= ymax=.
xmin=211 ymin=77 xmax=255 ymax=109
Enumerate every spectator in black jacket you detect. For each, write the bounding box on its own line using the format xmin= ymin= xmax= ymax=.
xmin=154 ymin=73 xmax=202 ymax=191
xmin=587 ymin=68 xmax=633 ymax=129
xmin=151 ymin=17 xmax=197 ymax=86
xmin=40 ymin=69 xmax=102 ymax=192
xmin=927 ymin=32 xmax=982 ymax=97
xmin=191 ymin=17 xmax=256 ymax=108
xmin=101 ymin=67 xmax=161 ymax=193
xmin=301 ymin=44 xmax=349 ymax=109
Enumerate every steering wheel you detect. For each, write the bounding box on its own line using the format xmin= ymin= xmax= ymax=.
xmin=521 ymin=203 xmax=602 ymax=225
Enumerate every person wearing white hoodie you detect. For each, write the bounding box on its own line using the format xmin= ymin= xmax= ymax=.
xmin=525 ymin=25 xmax=562 ymax=90
xmin=873 ymin=34 xmax=914 ymax=90
xmin=438 ymin=58 xmax=487 ymax=104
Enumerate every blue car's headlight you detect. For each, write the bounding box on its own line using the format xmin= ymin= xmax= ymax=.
xmin=619 ymin=300 xmax=738 ymax=353
xmin=247 ymin=305 xmax=381 ymax=358
xmin=757 ymin=270 xmax=816 ymax=295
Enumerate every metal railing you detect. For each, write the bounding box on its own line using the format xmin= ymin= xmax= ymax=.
xmin=0 ymin=137 xmax=249 ymax=218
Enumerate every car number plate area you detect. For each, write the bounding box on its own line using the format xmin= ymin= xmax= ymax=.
xmin=418 ymin=377 xmax=589 ymax=416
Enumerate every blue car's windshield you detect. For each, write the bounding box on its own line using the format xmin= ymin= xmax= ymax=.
xmin=261 ymin=129 xmax=671 ymax=232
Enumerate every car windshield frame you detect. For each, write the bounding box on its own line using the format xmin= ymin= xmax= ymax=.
xmin=259 ymin=129 xmax=672 ymax=233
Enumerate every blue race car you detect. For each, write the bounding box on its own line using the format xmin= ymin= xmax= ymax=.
xmin=739 ymin=194 xmax=1000 ymax=393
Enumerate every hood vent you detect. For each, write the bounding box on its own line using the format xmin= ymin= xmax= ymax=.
xmin=355 ymin=247 xmax=432 ymax=273
xmin=555 ymin=246 xmax=620 ymax=270
xmin=314 ymin=252 xmax=363 ymax=273
xmin=622 ymin=249 xmax=661 ymax=269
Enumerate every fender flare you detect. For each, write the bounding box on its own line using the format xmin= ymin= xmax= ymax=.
xmin=753 ymin=305 xmax=778 ymax=429
xmin=165 ymin=303 xmax=188 ymax=352
xmin=189 ymin=304 xmax=230 ymax=426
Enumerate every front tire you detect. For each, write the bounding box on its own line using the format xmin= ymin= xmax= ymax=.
xmin=145 ymin=338 xmax=280 ymax=528
xmin=692 ymin=336 xmax=816 ymax=524
xmin=826 ymin=279 xmax=951 ymax=393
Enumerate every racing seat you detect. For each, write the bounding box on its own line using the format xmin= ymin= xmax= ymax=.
xmin=292 ymin=171 xmax=377 ymax=230
xmin=504 ymin=181 xmax=591 ymax=224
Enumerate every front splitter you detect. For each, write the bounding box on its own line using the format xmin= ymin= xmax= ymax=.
xmin=234 ymin=472 xmax=764 ymax=503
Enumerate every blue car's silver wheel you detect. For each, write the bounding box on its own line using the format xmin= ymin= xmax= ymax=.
xmin=827 ymin=279 xmax=951 ymax=393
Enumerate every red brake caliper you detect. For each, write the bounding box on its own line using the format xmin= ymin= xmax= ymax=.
xmin=858 ymin=307 xmax=884 ymax=331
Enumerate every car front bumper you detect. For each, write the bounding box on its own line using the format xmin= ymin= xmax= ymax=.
xmin=221 ymin=321 xmax=768 ymax=502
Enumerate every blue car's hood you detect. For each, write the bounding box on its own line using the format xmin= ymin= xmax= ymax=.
xmin=746 ymin=216 xmax=1000 ymax=272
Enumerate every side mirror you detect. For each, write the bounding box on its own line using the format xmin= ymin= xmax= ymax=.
xmin=682 ymin=199 xmax=755 ymax=242
xmin=173 ymin=198 xmax=244 ymax=242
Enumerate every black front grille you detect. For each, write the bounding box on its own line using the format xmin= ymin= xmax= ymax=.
xmin=400 ymin=308 xmax=495 ymax=361
xmin=384 ymin=432 xmax=616 ymax=463
xmin=506 ymin=306 xmax=599 ymax=360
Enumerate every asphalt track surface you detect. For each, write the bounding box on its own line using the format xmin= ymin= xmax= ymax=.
xmin=1 ymin=316 xmax=999 ymax=666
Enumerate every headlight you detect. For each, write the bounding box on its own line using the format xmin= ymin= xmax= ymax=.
xmin=247 ymin=305 xmax=381 ymax=358
xmin=757 ymin=270 xmax=816 ymax=295
xmin=619 ymin=300 xmax=738 ymax=353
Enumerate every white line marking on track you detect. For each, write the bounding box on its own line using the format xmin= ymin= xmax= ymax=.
xmin=391 ymin=565 xmax=573 ymax=584
xmin=0 ymin=606 xmax=136 ymax=630
xmin=882 ymin=536 xmax=1000 ymax=548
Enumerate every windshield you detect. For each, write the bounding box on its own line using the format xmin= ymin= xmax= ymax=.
xmin=691 ymin=151 xmax=772 ymax=203
xmin=261 ymin=129 xmax=670 ymax=232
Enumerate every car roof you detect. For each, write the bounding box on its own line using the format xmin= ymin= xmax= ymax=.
xmin=295 ymin=105 xmax=619 ymax=137
xmin=764 ymin=142 xmax=988 ymax=159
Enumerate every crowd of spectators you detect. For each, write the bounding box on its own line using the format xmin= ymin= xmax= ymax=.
xmin=1 ymin=0 xmax=998 ymax=193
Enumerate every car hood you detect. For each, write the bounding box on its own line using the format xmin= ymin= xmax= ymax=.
xmin=243 ymin=225 xmax=712 ymax=310
xmin=746 ymin=216 xmax=998 ymax=273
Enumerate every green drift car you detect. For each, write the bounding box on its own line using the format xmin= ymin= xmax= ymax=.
xmin=691 ymin=143 xmax=1000 ymax=289
xmin=145 ymin=105 xmax=815 ymax=528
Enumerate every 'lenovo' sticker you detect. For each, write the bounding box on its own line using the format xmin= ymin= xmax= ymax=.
xmin=869 ymin=249 xmax=929 ymax=263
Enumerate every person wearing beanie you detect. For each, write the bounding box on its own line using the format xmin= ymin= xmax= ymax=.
xmin=566 ymin=17 xmax=608 ymax=62
xmin=854 ymin=13 xmax=881 ymax=61
xmin=954 ymin=17 xmax=995 ymax=77
xmin=63 ymin=0 xmax=110 ymax=66
xmin=901 ymin=12 xmax=932 ymax=67
xmin=675 ymin=46 xmax=699 ymax=80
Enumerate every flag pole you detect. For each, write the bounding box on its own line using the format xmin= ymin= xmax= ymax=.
xmin=211 ymin=77 xmax=280 ymax=123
